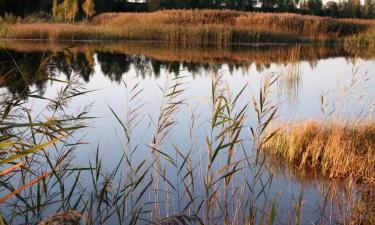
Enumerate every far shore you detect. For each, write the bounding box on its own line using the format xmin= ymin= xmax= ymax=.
xmin=1 ymin=10 xmax=374 ymax=46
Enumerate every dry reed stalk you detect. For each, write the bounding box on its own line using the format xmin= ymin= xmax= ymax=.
xmin=0 ymin=172 xmax=51 ymax=204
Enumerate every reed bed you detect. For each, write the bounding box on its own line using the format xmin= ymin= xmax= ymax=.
xmin=0 ymin=42 xmax=374 ymax=224
xmin=265 ymin=121 xmax=375 ymax=184
xmin=1 ymin=10 xmax=375 ymax=44
xmin=0 ymin=70 xmax=285 ymax=224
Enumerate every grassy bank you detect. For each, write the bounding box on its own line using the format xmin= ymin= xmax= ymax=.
xmin=1 ymin=10 xmax=374 ymax=45
xmin=265 ymin=121 xmax=375 ymax=184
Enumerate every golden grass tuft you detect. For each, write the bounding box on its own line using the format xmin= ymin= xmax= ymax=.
xmin=265 ymin=121 xmax=375 ymax=184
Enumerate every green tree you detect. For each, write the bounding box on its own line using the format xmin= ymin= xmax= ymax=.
xmin=325 ymin=1 xmax=338 ymax=17
xmin=277 ymin=0 xmax=296 ymax=12
xmin=147 ymin=0 xmax=160 ymax=11
xmin=261 ymin=0 xmax=277 ymax=11
xmin=82 ymin=0 xmax=95 ymax=20
xmin=306 ymin=0 xmax=322 ymax=15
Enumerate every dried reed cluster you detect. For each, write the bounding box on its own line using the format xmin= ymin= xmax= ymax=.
xmin=1 ymin=10 xmax=374 ymax=44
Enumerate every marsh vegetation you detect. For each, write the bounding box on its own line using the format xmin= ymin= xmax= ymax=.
xmin=1 ymin=10 xmax=375 ymax=45
xmin=0 ymin=42 xmax=374 ymax=225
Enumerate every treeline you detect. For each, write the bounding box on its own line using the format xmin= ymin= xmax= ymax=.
xmin=0 ymin=0 xmax=374 ymax=20
xmin=148 ymin=0 xmax=375 ymax=19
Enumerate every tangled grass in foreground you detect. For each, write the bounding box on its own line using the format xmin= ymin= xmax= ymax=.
xmin=265 ymin=121 xmax=375 ymax=184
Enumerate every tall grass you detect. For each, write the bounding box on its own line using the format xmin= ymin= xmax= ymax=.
xmin=1 ymin=10 xmax=374 ymax=45
xmin=265 ymin=59 xmax=375 ymax=184
xmin=265 ymin=121 xmax=375 ymax=183
xmin=0 ymin=49 xmax=290 ymax=224
xmin=0 ymin=46 xmax=374 ymax=224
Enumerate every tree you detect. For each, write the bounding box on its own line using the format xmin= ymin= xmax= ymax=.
xmin=82 ymin=0 xmax=95 ymax=20
xmin=51 ymin=0 xmax=78 ymax=23
xmin=63 ymin=0 xmax=70 ymax=21
xmin=352 ymin=0 xmax=362 ymax=18
xmin=240 ymin=0 xmax=256 ymax=10
xmin=52 ymin=0 xmax=65 ymax=22
xmin=306 ymin=0 xmax=322 ymax=15
xmin=147 ymin=0 xmax=160 ymax=11
xmin=261 ymin=0 xmax=277 ymax=11
xmin=364 ymin=0 xmax=375 ymax=18
xmin=68 ymin=0 xmax=79 ymax=22
xmin=325 ymin=1 xmax=338 ymax=17
xmin=277 ymin=0 xmax=296 ymax=12
xmin=52 ymin=0 xmax=58 ymax=21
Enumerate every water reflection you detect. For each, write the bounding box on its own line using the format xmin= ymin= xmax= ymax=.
xmin=1 ymin=41 xmax=373 ymax=98
xmin=1 ymin=41 xmax=375 ymax=224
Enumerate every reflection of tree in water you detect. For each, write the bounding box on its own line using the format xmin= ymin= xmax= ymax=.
xmin=70 ymin=53 xmax=95 ymax=82
xmin=0 ymin=47 xmax=311 ymax=99
xmin=54 ymin=51 xmax=95 ymax=82
xmin=151 ymin=59 xmax=163 ymax=77
xmin=255 ymin=63 xmax=271 ymax=73
xmin=0 ymin=48 xmax=273 ymax=98
xmin=97 ymin=53 xmax=131 ymax=82
xmin=133 ymin=56 xmax=153 ymax=78
xmin=166 ymin=61 xmax=181 ymax=76
xmin=0 ymin=49 xmax=95 ymax=97
xmin=0 ymin=51 xmax=50 ymax=96
xmin=182 ymin=62 xmax=200 ymax=75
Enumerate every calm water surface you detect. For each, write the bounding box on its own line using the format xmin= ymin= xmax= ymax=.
xmin=1 ymin=41 xmax=374 ymax=224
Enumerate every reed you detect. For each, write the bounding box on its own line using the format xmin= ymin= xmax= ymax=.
xmin=264 ymin=121 xmax=375 ymax=184
xmin=0 ymin=46 xmax=374 ymax=224
xmin=0 ymin=51 xmax=285 ymax=224
xmin=1 ymin=10 xmax=374 ymax=45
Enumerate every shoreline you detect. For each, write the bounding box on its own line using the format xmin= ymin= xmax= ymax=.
xmin=1 ymin=10 xmax=373 ymax=46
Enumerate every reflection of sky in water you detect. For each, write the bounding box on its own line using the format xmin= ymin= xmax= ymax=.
xmin=7 ymin=50 xmax=375 ymax=223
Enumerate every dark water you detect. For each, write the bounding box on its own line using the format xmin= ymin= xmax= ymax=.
xmin=0 ymin=41 xmax=374 ymax=224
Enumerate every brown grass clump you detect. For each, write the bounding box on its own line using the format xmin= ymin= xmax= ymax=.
xmin=1 ymin=10 xmax=375 ymax=44
xmin=265 ymin=121 xmax=375 ymax=184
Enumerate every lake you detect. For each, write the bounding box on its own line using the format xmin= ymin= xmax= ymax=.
xmin=0 ymin=41 xmax=374 ymax=224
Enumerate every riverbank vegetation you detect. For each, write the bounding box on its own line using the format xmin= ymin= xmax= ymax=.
xmin=265 ymin=121 xmax=375 ymax=184
xmin=1 ymin=10 xmax=374 ymax=45
xmin=2 ymin=0 xmax=375 ymax=20
xmin=0 ymin=43 xmax=374 ymax=224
